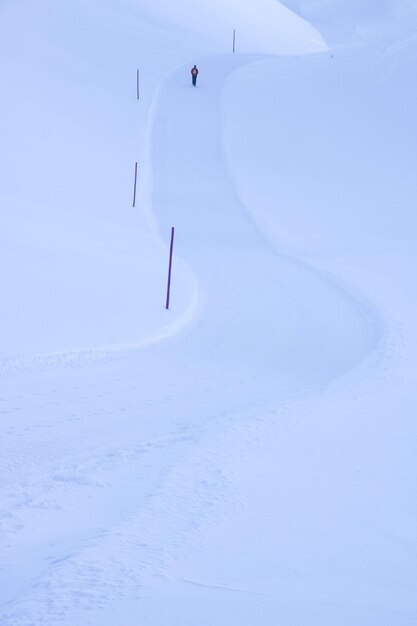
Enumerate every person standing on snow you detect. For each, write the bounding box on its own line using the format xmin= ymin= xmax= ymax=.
xmin=191 ymin=65 xmax=199 ymax=86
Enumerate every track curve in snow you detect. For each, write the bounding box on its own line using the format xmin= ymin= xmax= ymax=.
xmin=0 ymin=52 xmax=382 ymax=626
xmin=149 ymin=54 xmax=378 ymax=400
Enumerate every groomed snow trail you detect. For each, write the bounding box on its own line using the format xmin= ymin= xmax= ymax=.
xmin=0 ymin=54 xmax=378 ymax=624
xmin=150 ymin=55 xmax=377 ymax=387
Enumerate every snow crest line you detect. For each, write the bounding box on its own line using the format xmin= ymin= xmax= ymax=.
xmin=0 ymin=277 xmax=199 ymax=375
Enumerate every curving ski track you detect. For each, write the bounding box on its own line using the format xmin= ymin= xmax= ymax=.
xmin=0 ymin=55 xmax=380 ymax=623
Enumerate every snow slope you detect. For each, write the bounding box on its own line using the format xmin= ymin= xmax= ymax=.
xmin=0 ymin=0 xmax=323 ymax=363
xmin=1 ymin=0 xmax=416 ymax=624
xmin=279 ymin=0 xmax=417 ymax=43
xmin=0 ymin=0 xmax=199 ymax=363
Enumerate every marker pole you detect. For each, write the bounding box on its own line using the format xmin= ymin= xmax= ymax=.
xmin=165 ymin=227 xmax=175 ymax=309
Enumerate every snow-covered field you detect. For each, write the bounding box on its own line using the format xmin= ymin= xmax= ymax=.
xmin=1 ymin=1 xmax=416 ymax=624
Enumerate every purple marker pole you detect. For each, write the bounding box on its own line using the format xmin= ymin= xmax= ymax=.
xmin=132 ymin=162 xmax=138 ymax=207
xmin=165 ymin=227 xmax=175 ymax=310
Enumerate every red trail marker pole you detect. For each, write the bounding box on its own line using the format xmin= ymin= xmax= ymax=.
xmin=165 ymin=227 xmax=175 ymax=310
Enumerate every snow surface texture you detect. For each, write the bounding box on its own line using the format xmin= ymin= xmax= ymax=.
xmin=0 ymin=0 xmax=416 ymax=624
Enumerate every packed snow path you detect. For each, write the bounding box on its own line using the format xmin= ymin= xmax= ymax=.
xmin=151 ymin=55 xmax=376 ymax=387
xmin=0 ymin=54 xmax=378 ymax=624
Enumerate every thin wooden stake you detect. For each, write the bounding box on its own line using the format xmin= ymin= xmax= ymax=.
xmin=165 ymin=227 xmax=175 ymax=310
xmin=132 ymin=162 xmax=138 ymax=207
